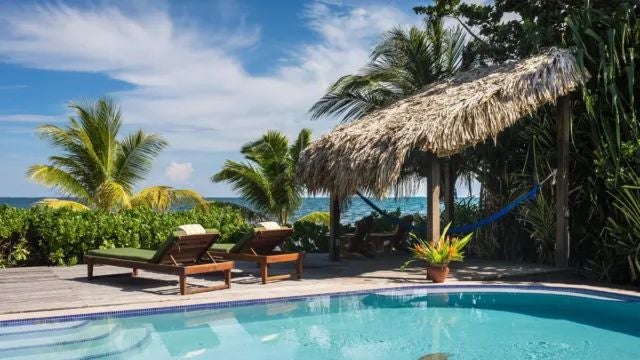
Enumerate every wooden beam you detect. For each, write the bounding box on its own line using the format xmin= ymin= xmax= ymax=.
xmin=427 ymin=155 xmax=441 ymax=243
xmin=329 ymin=194 xmax=341 ymax=261
xmin=555 ymin=96 xmax=571 ymax=267
xmin=443 ymin=159 xmax=455 ymax=226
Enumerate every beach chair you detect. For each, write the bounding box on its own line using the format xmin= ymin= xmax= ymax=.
xmin=85 ymin=227 xmax=233 ymax=295
xmin=340 ymin=215 xmax=374 ymax=256
xmin=368 ymin=215 xmax=414 ymax=253
xmin=208 ymin=224 xmax=302 ymax=284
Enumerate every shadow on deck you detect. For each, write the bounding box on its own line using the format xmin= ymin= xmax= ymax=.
xmin=0 ymin=253 xmax=578 ymax=317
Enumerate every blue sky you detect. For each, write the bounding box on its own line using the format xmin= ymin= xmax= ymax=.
xmin=0 ymin=0 xmax=479 ymax=197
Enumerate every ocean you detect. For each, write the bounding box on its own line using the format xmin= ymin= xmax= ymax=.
xmin=0 ymin=197 xmax=443 ymax=224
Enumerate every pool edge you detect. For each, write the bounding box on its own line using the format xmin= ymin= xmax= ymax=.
xmin=1 ymin=283 xmax=639 ymax=327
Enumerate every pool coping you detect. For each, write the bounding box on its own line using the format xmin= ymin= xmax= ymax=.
xmin=1 ymin=282 xmax=639 ymax=327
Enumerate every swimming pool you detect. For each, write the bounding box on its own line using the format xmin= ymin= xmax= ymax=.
xmin=1 ymin=285 xmax=638 ymax=359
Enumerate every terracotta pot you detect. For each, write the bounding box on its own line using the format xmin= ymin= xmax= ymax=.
xmin=427 ymin=265 xmax=449 ymax=283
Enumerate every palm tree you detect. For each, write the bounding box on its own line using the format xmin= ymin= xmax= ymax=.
xmin=27 ymin=97 xmax=206 ymax=212
xmin=310 ymin=20 xmax=465 ymax=122
xmin=212 ymin=129 xmax=311 ymax=225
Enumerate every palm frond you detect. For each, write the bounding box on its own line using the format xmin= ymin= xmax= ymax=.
xmin=33 ymin=198 xmax=90 ymax=211
xmin=289 ymin=129 xmax=312 ymax=163
xmin=309 ymin=24 xmax=466 ymax=123
xmin=26 ymin=165 xmax=90 ymax=200
xmin=115 ymin=131 xmax=167 ymax=190
xmin=131 ymin=186 xmax=208 ymax=213
xmin=94 ymin=180 xmax=131 ymax=211
xmin=212 ymin=161 xmax=273 ymax=215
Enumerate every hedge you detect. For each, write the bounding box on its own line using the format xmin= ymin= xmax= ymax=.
xmin=0 ymin=204 xmax=251 ymax=267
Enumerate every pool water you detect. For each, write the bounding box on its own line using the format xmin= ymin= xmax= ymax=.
xmin=1 ymin=287 xmax=639 ymax=359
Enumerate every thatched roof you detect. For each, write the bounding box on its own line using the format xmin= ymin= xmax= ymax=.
xmin=298 ymin=48 xmax=589 ymax=199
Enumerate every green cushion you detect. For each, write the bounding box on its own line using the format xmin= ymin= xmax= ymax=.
xmin=88 ymin=227 xmax=220 ymax=263
xmin=210 ymin=228 xmax=260 ymax=253
xmin=210 ymin=243 xmax=235 ymax=253
xmin=88 ymin=248 xmax=156 ymax=262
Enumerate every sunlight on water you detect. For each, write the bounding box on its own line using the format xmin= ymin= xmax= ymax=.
xmin=1 ymin=290 xmax=638 ymax=359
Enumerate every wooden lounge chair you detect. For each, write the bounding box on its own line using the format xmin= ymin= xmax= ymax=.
xmin=85 ymin=229 xmax=233 ymax=295
xmin=208 ymin=227 xmax=302 ymax=284
xmin=368 ymin=215 xmax=414 ymax=253
xmin=340 ymin=215 xmax=374 ymax=257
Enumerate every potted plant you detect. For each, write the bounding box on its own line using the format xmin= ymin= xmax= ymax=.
xmin=402 ymin=223 xmax=472 ymax=283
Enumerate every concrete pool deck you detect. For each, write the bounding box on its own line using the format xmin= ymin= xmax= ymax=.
xmin=0 ymin=254 xmax=636 ymax=321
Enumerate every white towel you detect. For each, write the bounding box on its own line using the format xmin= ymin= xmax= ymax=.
xmin=257 ymin=221 xmax=281 ymax=230
xmin=177 ymin=224 xmax=206 ymax=235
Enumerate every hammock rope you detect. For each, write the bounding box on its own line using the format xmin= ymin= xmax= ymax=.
xmin=354 ymin=183 xmax=541 ymax=235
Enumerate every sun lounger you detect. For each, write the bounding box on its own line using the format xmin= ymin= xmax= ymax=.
xmin=368 ymin=215 xmax=414 ymax=253
xmin=85 ymin=228 xmax=233 ymax=295
xmin=208 ymin=226 xmax=302 ymax=284
xmin=340 ymin=215 xmax=374 ymax=256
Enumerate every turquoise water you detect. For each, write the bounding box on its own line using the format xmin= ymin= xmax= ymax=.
xmin=1 ymin=288 xmax=639 ymax=359
xmin=0 ymin=197 xmax=467 ymax=223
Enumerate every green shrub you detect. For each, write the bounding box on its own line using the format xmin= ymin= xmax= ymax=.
xmin=296 ymin=211 xmax=330 ymax=226
xmin=284 ymin=220 xmax=329 ymax=253
xmin=0 ymin=204 xmax=251 ymax=267
xmin=0 ymin=206 xmax=29 ymax=267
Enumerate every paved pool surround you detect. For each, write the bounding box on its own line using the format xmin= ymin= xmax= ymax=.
xmin=0 ymin=253 xmax=636 ymax=322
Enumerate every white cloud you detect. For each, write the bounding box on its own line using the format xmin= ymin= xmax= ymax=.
xmin=0 ymin=0 xmax=423 ymax=195
xmin=164 ymin=161 xmax=194 ymax=183
xmin=0 ymin=1 xmax=416 ymax=153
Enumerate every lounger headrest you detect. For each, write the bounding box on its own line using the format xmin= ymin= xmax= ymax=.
xmin=256 ymin=221 xmax=281 ymax=230
xmin=177 ymin=224 xmax=206 ymax=235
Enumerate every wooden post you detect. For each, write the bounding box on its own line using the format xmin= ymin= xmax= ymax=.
xmin=443 ymin=159 xmax=455 ymax=226
xmin=555 ymin=96 xmax=571 ymax=267
xmin=427 ymin=155 xmax=441 ymax=243
xmin=329 ymin=194 xmax=341 ymax=261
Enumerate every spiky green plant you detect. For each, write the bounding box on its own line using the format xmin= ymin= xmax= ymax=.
xmin=212 ymin=129 xmax=311 ymax=225
xmin=402 ymin=223 xmax=473 ymax=267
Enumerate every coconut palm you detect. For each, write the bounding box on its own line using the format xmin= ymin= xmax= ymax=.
xmin=310 ymin=20 xmax=465 ymax=122
xmin=212 ymin=129 xmax=311 ymax=225
xmin=27 ymin=98 xmax=206 ymax=212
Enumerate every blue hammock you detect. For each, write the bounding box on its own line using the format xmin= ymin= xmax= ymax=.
xmin=355 ymin=184 xmax=541 ymax=235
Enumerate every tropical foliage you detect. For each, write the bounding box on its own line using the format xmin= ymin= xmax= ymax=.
xmin=212 ymin=129 xmax=311 ymax=225
xmin=310 ymin=20 xmax=465 ymax=122
xmin=296 ymin=211 xmax=330 ymax=226
xmin=403 ymin=223 xmax=472 ymax=266
xmin=411 ymin=0 xmax=640 ymax=284
xmin=0 ymin=204 xmax=250 ymax=268
xmin=27 ymin=98 xmax=206 ymax=212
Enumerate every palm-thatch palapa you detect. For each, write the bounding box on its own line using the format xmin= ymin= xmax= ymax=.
xmin=297 ymin=48 xmax=589 ymax=200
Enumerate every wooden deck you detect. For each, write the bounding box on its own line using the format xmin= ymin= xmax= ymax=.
xmin=0 ymin=254 xmax=580 ymax=320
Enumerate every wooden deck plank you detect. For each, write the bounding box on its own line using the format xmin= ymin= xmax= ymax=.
xmin=0 ymin=254 xmax=577 ymax=316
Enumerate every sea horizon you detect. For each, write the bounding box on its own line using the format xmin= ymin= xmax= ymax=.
xmin=0 ymin=196 xmax=476 ymax=224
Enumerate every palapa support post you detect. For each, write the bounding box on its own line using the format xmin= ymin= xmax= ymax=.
xmin=555 ymin=96 xmax=571 ymax=267
xmin=329 ymin=194 xmax=341 ymax=261
xmin=443 ymin=159 xmax=455 ymax=226
xmin=427 ymin=155 xmax=441 ymax=244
